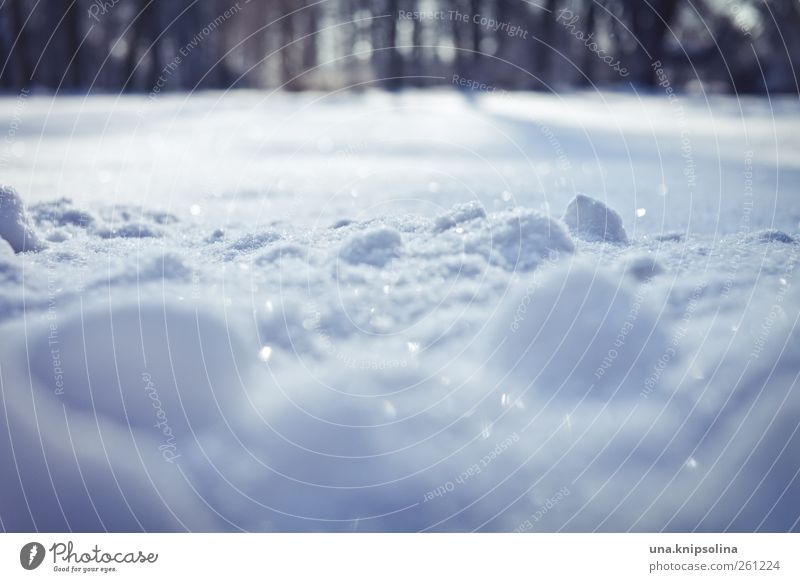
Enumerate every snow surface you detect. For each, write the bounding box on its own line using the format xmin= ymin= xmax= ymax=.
xmin=0 ymin=90 xmax=798 ymax=532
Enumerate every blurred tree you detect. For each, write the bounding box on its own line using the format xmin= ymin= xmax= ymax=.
xmin=0 ymin=1 xmax=31 ymax=88
xmin=625 ymin=0 xmax=680 ymax=86
xmin=123 ymin=0 xmax=163 ymax=92
xmin=63 ymin=0 xmax=85 ymax=89
xmin=538 ymin=0 xmax=559 ymax=88
xmin=0 ymin=0 xmax=796 ymax=95
xmin=3 ymin=0 xmax=35 ymax=87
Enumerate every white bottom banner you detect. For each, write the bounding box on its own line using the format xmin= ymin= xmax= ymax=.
xmin=1 ymin=534 xmax=796 ymax=580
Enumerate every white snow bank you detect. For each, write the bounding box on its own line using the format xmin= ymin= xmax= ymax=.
xmin=0 ymin=185 xmax=45 ymax=252
xmin=0 ymin=92 xmax=797 ymax=532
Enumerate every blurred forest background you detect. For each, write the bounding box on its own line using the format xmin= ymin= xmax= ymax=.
xmin=0 ymin=0 xmax=798 ymax=95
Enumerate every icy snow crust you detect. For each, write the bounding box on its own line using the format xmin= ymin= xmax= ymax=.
xmin=0 ymin=91 xmax=798 ymax=532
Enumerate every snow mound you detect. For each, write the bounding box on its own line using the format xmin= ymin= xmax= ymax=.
xmin=562 ymin=194 xmax=628 ymax=244
xmin=229 ymin=231 xmax=282 ymax=253
xmin=146 ymin=210 xmax=179 ymax=225
xmin=465 ymin=208 xmax=574 ymax=270
xmin=339 ymin=226 xmax=403 ymax=267
xmin=490 ymin=261 xmax=665 ymax=400
xmin=206 ymin=228 xmax=226 ymax=243
xmin=624 ymin=254 xmax=665 ymax=281
xmin=0 ymin=185 xmax=46 ymax=253
xmin=27 ymin=297 xmax=252 ymax=431
xmin=0 ymin=299 xmax=241 ymax=531
xmin=106 ymin=253 xmax=192 ymax=285
xmin=30 ymin=198 xmax=95 ymax=228
xmin=255 ymin=243 xmax=308 ymax=264
xmin=745 ymin=229 xmax=795 ymax=244
xmin=433 ymin=201 xmax=487 ymax=233
xmin=256 ymin=297 xmax=325 ymax=356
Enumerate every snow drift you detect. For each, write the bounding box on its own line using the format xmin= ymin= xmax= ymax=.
xmin=0 ymin=91 xmax=797 ymax=532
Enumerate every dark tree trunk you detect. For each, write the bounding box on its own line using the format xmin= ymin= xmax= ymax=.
xmin=469 ymin=0 xmax=481 ymax=72
xmin=579 ymin=0 xmax=596 ymax=86
xmin=386 ymin=0 xmax=402 ymax=88
xmin=8 ymin=0 xmax=33 ymax=86
xmin=629 ymin=0 xmax=679 ymax=86
xmin=538 ymin=0 xmax=559 ymax=87
xmin=64 ymin=0 xmax=83 ymax=89
xmin=123 ymin=0 xmax=162 ymax=92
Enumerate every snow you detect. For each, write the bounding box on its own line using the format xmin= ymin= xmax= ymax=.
xmin=229 ymin=231 xmax=282 ymax=253
xmin=463 ymin=207 xmax=574 ymax=270
xmin=339 ymin=226 xmax=403 ymax=267
xmin=0 ymin=90 xmax=798 ymax=532
xmin=562 ymin=193 xmax=629 ymax=244
xmin=0 ymin=236 xmax=13 ymax=258
xmin=433 ymin=201 xmax=487 ymax=233
xmin=494 ymin=261 xmax=666 ymax=401
xmin=745 ymin=229 xmax=795 ymax=244
xmin=623 ymin=253 xmax=665 ymax=282
xmin=29 ymin=297 xmax=251 ymax=429
xmin=0 ymin=185 xmax=45 ymax=252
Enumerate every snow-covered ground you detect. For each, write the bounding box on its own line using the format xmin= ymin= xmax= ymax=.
xmin=0 ymin=89 xmax=798 ymax=532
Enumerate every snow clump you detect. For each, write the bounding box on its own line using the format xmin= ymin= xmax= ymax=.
xmin=0 ymin=185 xmax=45 ymax=253
xmin=433 ymin=201 xmax=487 ymax=233
xmin=339 ymin=226 xmax=403 ymax=267
xmin=562 ymin=194 xmax=628 ymax=244
xmin=745 ymin=229 xmax=795 ymax=244
xmin=464 ymin=208 xmax=574 ymax=270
